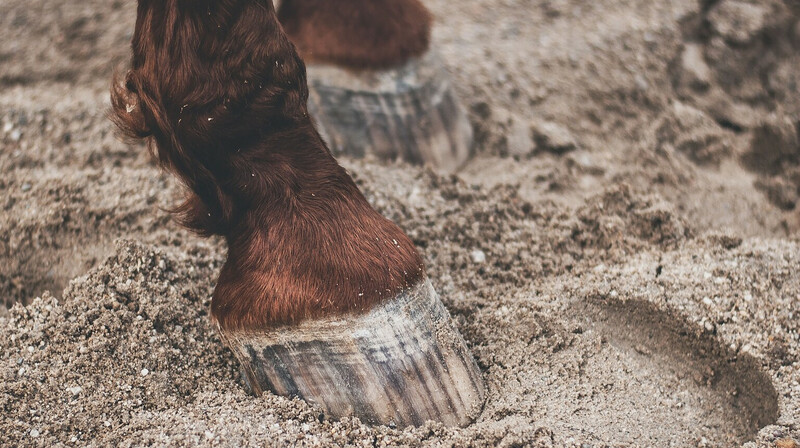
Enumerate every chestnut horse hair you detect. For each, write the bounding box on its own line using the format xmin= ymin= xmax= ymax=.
xmin=111 ymin=0 xmax=424 ymax=330
xmin=277 ymin=0 xmax=432 ymax=70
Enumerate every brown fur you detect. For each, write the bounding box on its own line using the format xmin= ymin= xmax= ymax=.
xmin=277 ymin=0 xmax=433 ymax=70
xmin=111 ymin=0 xmax=424 ymax=330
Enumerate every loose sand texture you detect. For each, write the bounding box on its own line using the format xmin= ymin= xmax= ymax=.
xmin=1 ymin=0 xmax=799 ymax=447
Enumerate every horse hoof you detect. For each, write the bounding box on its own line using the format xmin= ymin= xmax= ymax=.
xmin=306 ymin=51 xmax=474 ymax=173
xmin=220 ymin=278 xmax=485 ymax=428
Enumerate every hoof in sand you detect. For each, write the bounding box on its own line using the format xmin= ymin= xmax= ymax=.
xmin=221 ymin=278 xmax=485 ymax=428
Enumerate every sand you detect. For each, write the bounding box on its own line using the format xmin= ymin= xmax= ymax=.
xmin=1 ymin=0 xmax=799 ymax=446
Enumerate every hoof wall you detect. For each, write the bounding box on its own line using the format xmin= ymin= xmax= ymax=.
xmin=222 ymin=278 xmax=485 ymax=428
xmin=306 ymin=51 xmax=474 ymax=173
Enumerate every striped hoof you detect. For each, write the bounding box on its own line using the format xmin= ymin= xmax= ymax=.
xmin=306 ymin=51 xmax=474 ymax=172
xmin=220 ymin=278 xmax=485 ymax=428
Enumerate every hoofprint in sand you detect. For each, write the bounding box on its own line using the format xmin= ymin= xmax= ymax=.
xmin=1 ymin=0 xmax=799 ymax=447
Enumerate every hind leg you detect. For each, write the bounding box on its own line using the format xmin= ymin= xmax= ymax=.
xmin=277 ymin=0 xmax=474 ymax=172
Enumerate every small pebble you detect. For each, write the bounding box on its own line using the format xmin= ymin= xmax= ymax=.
xmin=141 ymin=368 xmax=149 ymax=376
xmin=30 ymin=429 xmax=40 ymax=438
xmin=470 ymin=249 xmax=487 ymax=263
xmin=21 ymin=183 xmax=31 ymax=192
xmin=634 ymin=74 xmax=649 ymax=91
xmin=67 ymin=386 xmax=82 ymax=396
xmin=531 ymin=120 xmax=577 ymax=154
xmin=679 ymin=44 xmax=711 ymax=89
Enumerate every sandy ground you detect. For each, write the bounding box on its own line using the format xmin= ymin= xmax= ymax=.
xmin=1 ymin=0 xmax=799 ymax=446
